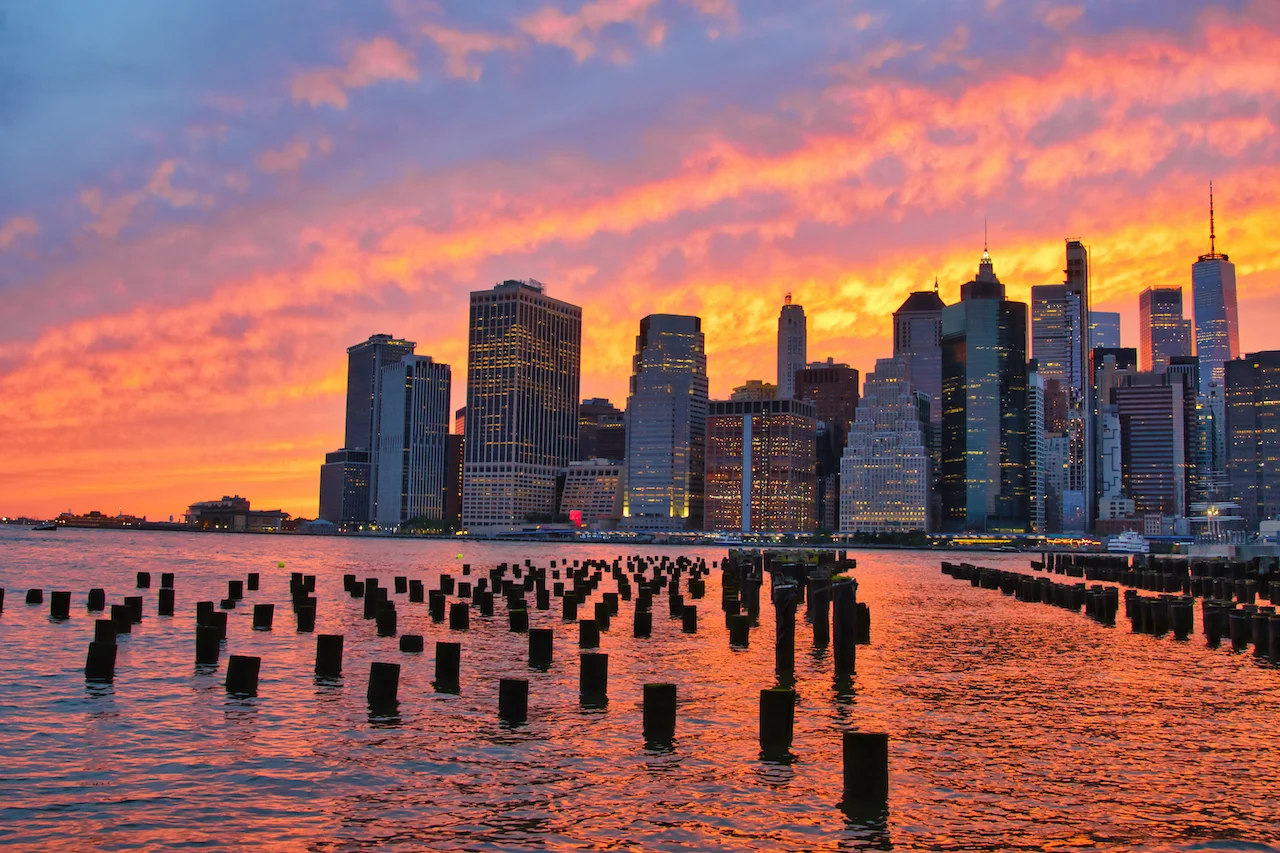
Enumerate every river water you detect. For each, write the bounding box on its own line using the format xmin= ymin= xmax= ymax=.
xmin=0 ymin=526 xmax=1276 ymax=852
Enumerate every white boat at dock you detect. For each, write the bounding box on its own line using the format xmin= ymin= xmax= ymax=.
xmin=1107 ymin=531 xmax=1149 ymax=554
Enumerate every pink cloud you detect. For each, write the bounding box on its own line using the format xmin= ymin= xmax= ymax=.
xmin=257 ymin=139 xmax=313 ymax=173
xmin=421 ymin=23 xmax=524 ymax=80
xmin=0 ymin=215 xmax=39 ymax=250
xmin=290 ymin=36 xmax=419 ymax=109
xmin=519 ymin=0 xmax=663 ymax=61
xmin=80 ymin=160 xmax=211 ymax=238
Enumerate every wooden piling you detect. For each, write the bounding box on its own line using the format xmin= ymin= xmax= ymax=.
xmin=225 ymin=655 xmax=261 ymax=695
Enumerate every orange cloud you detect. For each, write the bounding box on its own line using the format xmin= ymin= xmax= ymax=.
xmin=290 ymin=36 xmax=419 ymax=108
xmin=7 ymin=15 xmax=1280 ymax=522
xmin=0 ymin=215 xmax=39 ymax=250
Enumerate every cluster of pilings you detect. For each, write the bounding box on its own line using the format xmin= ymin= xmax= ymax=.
xmin=1034 ymin=552 xmax=1280 ymax=600
xmin=1032 ymin=552 xmax=1280 ymax=661
xmin=1 ymin=550 xmax=889 ymax=807
xmin=940 ymin=562 xmax=1121 ymax=626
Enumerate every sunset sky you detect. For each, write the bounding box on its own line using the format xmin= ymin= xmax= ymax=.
xmin=3 ymin=0 xmax=1279 ymax=521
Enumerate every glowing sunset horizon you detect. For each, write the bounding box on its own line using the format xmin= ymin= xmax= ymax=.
xmin=3 ymin=0 xmax=1279 ymax=521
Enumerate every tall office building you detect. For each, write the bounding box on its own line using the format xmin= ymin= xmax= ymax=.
xmin=1139 ymin=287 xmax=1192 ymax=373
xmin=1192 ymin=186 xmax=1240 ymax=395
xmin=318 ymin=333 xmax=415 ymax=526
xmin=443 ymin=434 xmax=463 ymax=528
xmin=1090 ymin=312 xmax=1121 ymax=350
xmin=795 ymin=359 xmax=861 ymax=532
xmin=893 ymin=288 xmax=945 ymax=430
xmin=777 ymin=295 xmax=807 ymax=399
xmin=706 ymin=398 xmax=816 ymax=533
xmin=1028 ymin=361 xmax=1048 ymax=534
xmin=1032 ymin=284 xmax=1086 ymax=392
xmin=1225 ymin=351 xmax=1280 ymax=530
xmin=578 ymin=398 xmax=625 ymax=462
xmin=940 ymin=246 xmax=1030 ymax=532
xmin=623 ymin=314 xmax=709 ymax=530
xmin=346 ymin=334 xmax=417 ymax=519
xmin=840 ymin=357 xmax=931 ymax=533
xmin=462 ymin=280 xmax=582 ymax=529
xmin=1112 ymin=373 xmax=1188 ymax=521
xmin=376 ymin=355 xmax=452 ymax=529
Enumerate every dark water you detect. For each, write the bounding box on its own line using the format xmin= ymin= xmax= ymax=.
xmin=0 ymin=526 xmax=1277 ymax=852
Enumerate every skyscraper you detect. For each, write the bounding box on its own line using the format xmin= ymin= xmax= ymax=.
xmin=940 ymin=246 xmax=1030 ymax=532
xmin=795 ymin=358 xmax=861 ymax=532
xmin=705 ymin=398 xmax=816 ymax=533
xmin=1192 ymin=186 xmax=1240 ymax=395
xmin=1112 ymin=373 xmax=1188 ymax=521
xmin=622 ymin=314 xmax=709 ymax=530
xmin=462 ymin=280 xmax=581 ymax=529
xmin=1225 ymin=351 xmax=1280 ymax=531
xmin=319 ymin=333 xmax=415 ymax=526
xmin=376 ymin=355 xmax=452 ymax=529
xmin=840 ymin=357 xmax=930 ymax=533
xmin=892 ymin=288 xmax=945 ymax=438
xmin=1028 ymin=360 xmax=1048 ymax=534
xmin=777 ymin=295 xmax=807 ymax=399
xmin=1139 ymin=287 xmax=1192 ymax=373
xmin=1032 ymin=284 xmax=1086 ymax=392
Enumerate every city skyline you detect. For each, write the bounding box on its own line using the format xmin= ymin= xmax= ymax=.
xmin=5 ymin=1 xmax=1280 ymax=521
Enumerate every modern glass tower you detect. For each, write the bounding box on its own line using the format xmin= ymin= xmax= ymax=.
xmin=376 ymin=355 xmax=451 ymax=529
xmin=777 ymin=295 xmax=807 ymax=399
xmin=893 ymin=287 xmax=945 ymax=438
xmin=319 ymin=333 xmax=416 ymax=526
xmin=1192 ymin=185 xmax=1240 ymax=395
xmin=462 ymin=280 xmax=581 ymax=529
xmin=940 ymin=247 xmax=1030 ymax=532
xmin=622 ymin=314 xmax=709 ymax=530
xmin=1139 ymin=287 xmax=1192 ymax=373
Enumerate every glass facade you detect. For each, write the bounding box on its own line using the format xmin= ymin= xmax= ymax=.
xmin=1139 ymin=287 xmax=1191 ymax=373
xmin=1192 ymin=255 xmax=1240 ymax=395
xmin=622 ymin=314 xmax=708 ymax=530
xmin=376 ymin=356 xmax=451 ymax=529
xmin=462 ymin=280 xmax=582 ymax=528
xmin=940 ymin=251 xmax=1029 ymax=532
xmin=1112 ymin=375 xmax=1187 ymax=519
xmin=342 ymin=334 xmax=416 ymax=520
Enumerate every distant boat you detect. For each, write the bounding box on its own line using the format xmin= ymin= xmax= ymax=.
xmin=31 ymin=523 xmax=58 ymax=532
xmin=1107 ymin=530 xmax=1149 ymax=554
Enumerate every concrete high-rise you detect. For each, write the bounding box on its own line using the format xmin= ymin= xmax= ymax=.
xmin=940 ymin=246 xmax=1030 ymax=532
xmin=795 ymin=358 xmax=861 ymax=532
xmin=622 ymin=314 xmax=709 ymax=530
xmin=462 ymin=280 xmax=581 ymax=529
xmin=1192 ymin=186 xmax=1240 ymax=395
xmin=376 ymin=356 xmax=452 ymax=529
xmin=1112 ymin=373 xmax=1188 ymax=521
xmin=840 ymin=357 xmax=930 ymax=533
xmin=706 ymin=398 xmax=816 ymax=533
xmin=1139 ymin=287 xmax=1192 ymax=373
xmin=318 ymin=449 xmax=371 ymax=527
xmin=777 ymin=295 xmax=807 ymax=399
xmin=1225 ymin=351 xmax=1280 ymax=531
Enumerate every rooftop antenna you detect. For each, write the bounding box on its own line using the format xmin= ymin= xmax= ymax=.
xmin=784 ymin=292 xmax=792 ymax=306
xmin=933 ymin=276 xmax=939 ymax=293
xmin=1209 ymin=181 xmax=1216 ymax=257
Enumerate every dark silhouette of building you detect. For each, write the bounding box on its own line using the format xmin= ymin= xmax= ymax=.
xmin=578 ymin=398 xmax=625 ymax=462
xmin=319 ymin=449 xmax=371 ymax=526
xmin=1226 ymin=351 xmax=1280 ymax=530
xmin=941 ymin=246 xmax=1029 ymax=532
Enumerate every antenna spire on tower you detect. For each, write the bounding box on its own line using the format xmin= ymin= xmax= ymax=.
xmin=934 ymin=276 xmax=939 ymax=293
xmin=1209 ymin=181 xmax=1216 ymax=257
xmin=784 ymin=292 xmax=792 ymax=306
